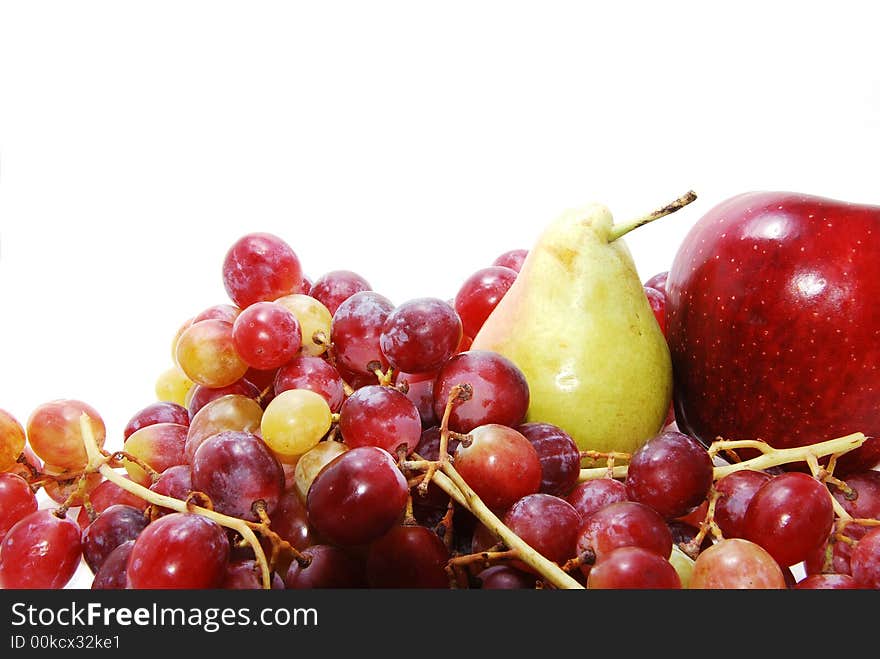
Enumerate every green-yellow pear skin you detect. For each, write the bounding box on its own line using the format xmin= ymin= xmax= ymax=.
xmin=470 ymin=202 xmax=673 ymax=456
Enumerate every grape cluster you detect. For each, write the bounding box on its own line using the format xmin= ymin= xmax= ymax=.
xmin=0 ymin=234 xmax=878 ymax=590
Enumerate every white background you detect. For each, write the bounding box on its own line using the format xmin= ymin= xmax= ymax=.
xmin=1 ymin=4 xmax=878 ymax=482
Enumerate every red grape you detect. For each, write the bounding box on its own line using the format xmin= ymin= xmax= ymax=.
xmin=26 ymin=399 xmax=106 ymax=471
xmin=0 ymin=473 xmax=38 ymax=541
xmin=515 ymin=422 xmax=581 ymax=497
xmin=222 ymin=232 xmax=303 ymax=309
xmin=91 ymin=540 xmax=134 ymax=590
xmin=0 ymin=409 xmax=27 ymax=471
xmin=502 ymin=493 xmax=581 ymax=568
xmin=624 ymin=430 xmax=713 ymax=519
xmin=223 ymin=560 xmax=285 ymax=590
xmin=432 ymin=350 xmax=530 ymax=433
xmin=193 ymin=303 xmax=242 ymax=325
xmin=330 ymin=291 xmax=395 ymax=375
xmin=274 ymin=354 xmax=345 ymax=412
xmin=575 ymin=501 xmax=672 ymax=572
xmin=491 ymin=249 xmax=528 ymax=273
xmin=149 ymin=464 xmax=193 ymax=516
xmin=379 ymin=298 xmax=463 ymax=374
xmin=644 ymin=286 xmax=667 ymax=336
xmin=232 ymin=301 xmax=302 ymax=370
xmin=713 ymin=469 xmax=772 ymax=539
xmin=269 ymin=489 xmax=316 ymax=551
xmin=397 ymin=370 xmax=439 ymax=429
xmin=127 ymin=512 xmax=229 ymax=589
xmin=309 ymin=270 xmax=372 ymax=316
xmin=453 ymin=424 xmax=542 ymax=512
xmin=365 ymin=525 xmax=450 ymax=588
xmin=851 ymin=526 xmax=880 ymax=589
xmin=284 ymin=544 xmax=366 ymax=588
xmin=476 ymin=565 xmax=537 ymax=589
xmin=122 ymin=422 xmax=188 ymax=485
xmin=76 ymin=476 xmax=148 ymax=528
xmin=689 ymin=538 xmax=787 ymax=589
xmin=453 ymin=266 xmax=517 ymax=338
xmin=82 ymin=504 xmax=149 ymax=573
xmin=123 ymin=401 xmax=190 ymax=439
xmin=586 ymin=546 xmax=681 ymax=589
xmin=832 ymin=470 xmax=880 ymax=519
xmin=643 ymin=271 xmax=668 ymax=295
xmin=0 ymin=509 xmax=82 ymax=589
xmin=566 ymin=478 xmax=628 ymax=521
xmin=795 ymin=573 xmax=861 ymax=589
xmin=187 ymin=379 xmax=261 ymax=418
xmin=338 ymin=385 xmax=421 ymax=456
xmin=184 ymin=393 xmax=264 ymax=462
xmin=306 ymin=446 xmax=408 ymax=546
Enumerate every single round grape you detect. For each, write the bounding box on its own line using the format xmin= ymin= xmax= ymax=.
xmin=586 ymin=546 xmax=681 ymax=589
xmin=149 ymin=464 xmax=193 ymax=516
xmin=274 ymin=293 xmax=333 ymax=357
xmin=269 ymin=489 xmax=316 ymax=551
xmin=644 ymin=286 xmax=667 ymax=337
xmin=379 ymin=297 xmax=463 ymax=374
xmin=222 ymin=560 xmax=285 ymax=589
xmin=309 ymin=270 xmax=372 ymax=316
xmin=566 ymin=478 xmax=628 ymax=521
xmin=743 ymin=471 xmax=834 ymax=568
xmin=123 ymin=401 xmax=190 ymax=440
xmin=831 ymin=470 xmax=880 ymax=520
xmin=0 ymin=509 xmax=82 ymax=589
xmin=155 ymin=364 xmax=195 ymax=406
xmin=713 ymin=469 xmax=772 ymax=539
xmin=503 ymin=493 xmax=582 ymax=569
xmin=261 ymin=389 xmax=333 ymax=461
xmin=192 ymin=303 xmax=242 ymax=325
xmin=476 ymin=565 xmax=538 ymax=589
xmin=191 ymin=430 xmax=284 ymax=521
xmin=850 ymin=526 xmax=880 ymax=588
xmin=624 ymin=430 xmax=713 ymax=519
xmin=284 ymin=544 xmax=366 ymax=588
xmin=306 ymin=446 xmax=408 ymax=546
xmin=91 ymin=540 xmax=134 ymax=590
xmin=643 ymin=271 xmax=669 ymax=295
xmin=176 ymin=319 xmax=249 ymax=388
xmin=366 ymin=525 xmax=450 ymax=588
xmin=453 ymin=424 xmax=542 ymax=512
xmin=223 ymin=232 xmax=303 ymax=309
xmin=689 ymin=538 xmax=787 ymax=589
xmin=515 ymin=422 xmax=581 ymax=497
xmin=127 ymin=512 xmax=230 ymax=589
xmin=82 ymin=504 xmax=149 ymax=573
xmin=293 ymin=440 xmax=348 ymax=502
xmin=0 ymin=409 xmax=26 ymax=471
xmin=122 ymin=422 xmax=188 ymax=485
xmin=75 ymin=476 xmax=148 ymax=528
xmin=453 ymin=265 xmax=517 ymax=338
xmin=187 ymin=379 xmax=261 ymax=418
xmin=432 ymin=350 xmax=530 ymax=433
xmin=338 ymin=385 xmax=421 ymax=456
xmin=795 ymin=573 xmax=861 ymax=589
xmin=26 ymin=399 xmax=106 ymax=471
xmin=232 ymin=301 xmax=302 ymax=371
xmin=397 ymin=370 xmax=438 ymax=429
xmin=0 ymin=473 xmax=38 ymax=541
xmin=184 ymin=394 xmax=264 ymax=463
xmin=274 ymin=356 xmax=345 ymax=412
xmin=491 ymin=248 xmax=528 ymax=273
xmin=330 ymin=290 xmax=395 ymax=375
xmin=4 ymin=443 xmax=42 ymax=481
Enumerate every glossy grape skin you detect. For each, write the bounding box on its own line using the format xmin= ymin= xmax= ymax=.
xmin=187 ymin=379 xmax=261 ymax=418
xmin=176 ymin=319 xmax=250 ymax=388
xmin=0 ymin=509 xmax=82 ymax=589
xmin=274 ymin=294 xmax=333 ymax=357
xmin=0 ymin=409 xmax=27 ymax=471
xmin=491 ymin=249 xmax=528 ymax=273
xmin=689 ymin=538 xmax=787 ymax=589
xmin=91 ymin=540 xmax=134 ymax=590
xmin=155 ymin=364 xmax=195 ymax=406
xmin=379 ymin=298 xmax=463 ymax=374
xmin=713 ymin=469 xmax=772 ymax=539
xmin=831 ymin=470 xmax=880 ymax=519
xmin=232 ymin=301 xmax=302 ymax=371
xmin=127 ymin=513 xmax=230 ymax=589
xmin=644 ymin=286 xmax=667 ymax=336
xmin=149 ymin=465 xmax=193 ymax=516
xmin=222 ymin=232 xmax=303 ymax=309
xmin=293 ymin=440 xmax=348 ymax=503
xmin=515 ymin=422 xmax=581 ymax=497
xmin=261 ymin=389 xmax=333 ymax=460
xmin=644 ymin=271 xmax=669 ymax=295
xmin=743 ymin=472 xmax=834 ymax=568
xmin=795 ymin=573 xmax=861 ymax=589
xmin=122 ymin=422 xmax=188 ymax=485
xmin=586 ymin=546 xmax=681 ymax=589
xmin=274 ymin=354 xmax=345 ymax=412
xmin=432 ymin=350 xmax=530 ymax=433
xmin=503 ymin=494 xmax=582 ymax=569
xmin=624 ymin=430 xmax=713 ymax=519
xmin=123 ymin=401 xmax=190 ymax=439
xmin=0 ymin=473 xmax=38 ymax=541
xmin=851 ymin=526 xmax=880 ymax=588
xmin=566 ymin=478 xmax=628 ymax=521
xmin=184 ymin=394 xmax=264 ymax=463
xmin=306 ymin=446 xmax=408 ymax=547
xmin=26 ymin=399 xmax=106 ymax=471
xmin=269 ymin=489 xmax=315 ymax=551
xmin=397 ymin=370 xmax=438 ymax=429
xmin=309 ymin=270 xmax=372 ymax=316
xmin=476 ymin=565 xmax=537 ymax=589
xmin=284 ymin=544 xmax=367 ymax=588
xmin=330 ymin=291 xmax=395 ymax=375
xmin=223 ymin=560 xmax=285 ymax=589
xmin=81 ymin=504 xmax=149 ymax=573
xmin=4 ymin=443 xmax=42 ymax=481
xmin=339 ymin=385 xmax=422 ymax=456
xmin=366 ymin=525 xmax=450 ymax=588
xmin=191 ymin=430 xmax=284 ymax=521
xmin=453 ymin=266 xmax=517 ymax=338
xmin=576 ymin=501 xmax=673 ymax=572
xmin=76 ymin=476 xmax=148 ymax=528
xmin=453 ymin=424 xmax=542 ymax=512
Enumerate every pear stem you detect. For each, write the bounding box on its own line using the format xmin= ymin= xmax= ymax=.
xmin=608 ymin=190 xmax=698 ymax=242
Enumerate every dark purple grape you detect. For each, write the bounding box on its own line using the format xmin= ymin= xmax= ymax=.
xmin=379 ymin=297 xmax=463 ymax=374
xmin=515 ymin=422 xmax=581 ymax=497
xmin=91 ymin=540 xmax=135 ymax=590
xmin=284 ymin=544 xmax=366 ymax=588
xmin=566 ymin=478 xmax=628 ymax=520
xmin=82 ymin=504 xmax=149 ymax=573
xmin=476 ymin=565 xmax=537 ymax=589
xmin=503 ymin=493 xmax=581 ymax=569
xmin=713 ymin=469 xmax=772 ymax=539
xmin=366 ymin=525 xmax=450 ymax=588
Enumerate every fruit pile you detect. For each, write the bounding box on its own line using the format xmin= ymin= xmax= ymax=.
xmin=1 ymin=191 xmax=879 ymax=590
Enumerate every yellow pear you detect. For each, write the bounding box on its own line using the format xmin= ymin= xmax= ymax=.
xmin=470 ymin=192 xmax=696 ymax=456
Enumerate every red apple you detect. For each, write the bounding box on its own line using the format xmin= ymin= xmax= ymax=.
xmin=666 ymin=191 xmax=880 ymax=474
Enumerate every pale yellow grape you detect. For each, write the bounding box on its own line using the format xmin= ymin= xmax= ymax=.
xmin=293 ymin=439 xmax=348 ymax=502
xmin=275 ymin=294 xmax=332 ymax=357
xmin=261 ymin=389 xmax=332 ymax=461
xmin=155 ymin=365 xmax=194 ymax=406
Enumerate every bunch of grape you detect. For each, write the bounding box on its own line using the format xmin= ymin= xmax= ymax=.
xmin=0 ymin=233 xmax=878 ymax=590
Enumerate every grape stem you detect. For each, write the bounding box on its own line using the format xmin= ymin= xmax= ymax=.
xmin=78 ymin=413 xmax=273 ymax=589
